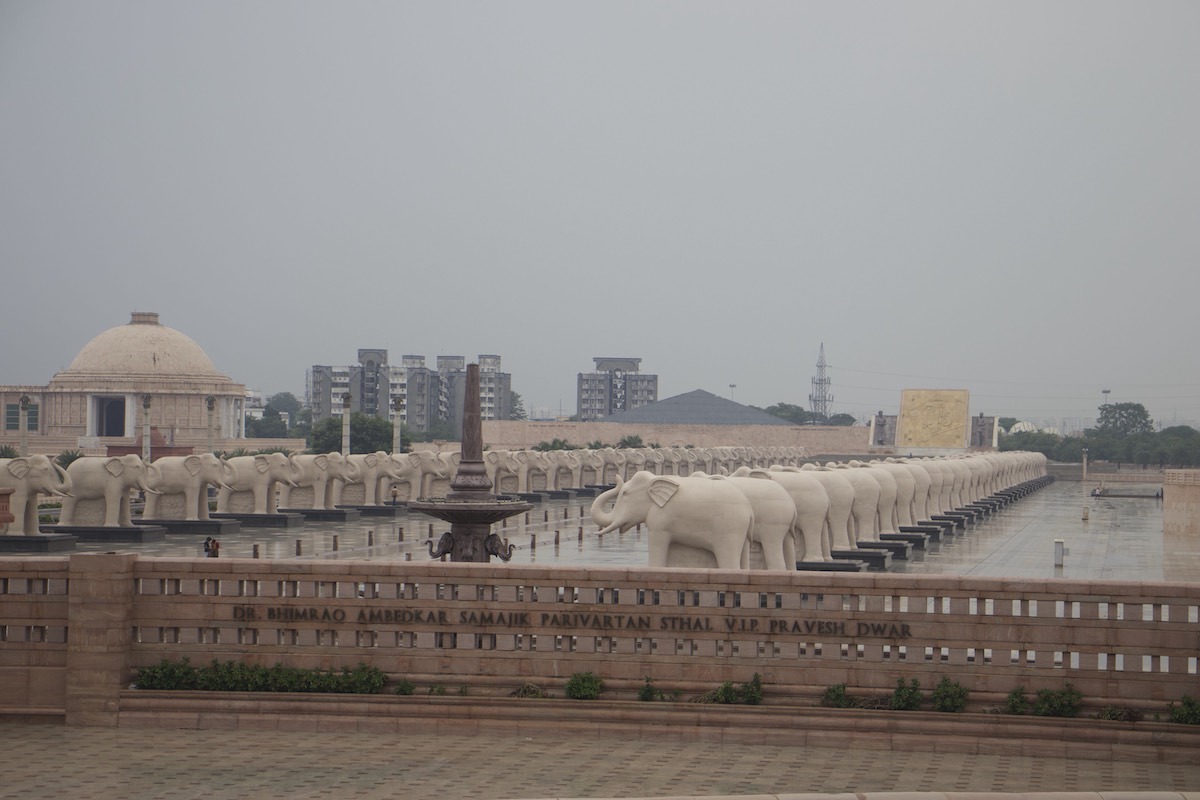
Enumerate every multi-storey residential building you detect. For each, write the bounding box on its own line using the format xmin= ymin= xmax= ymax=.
xmin=576 ymin=357 xmax=658 ymax=421
xmin=308 ymin=350 xmax=512 ymax=434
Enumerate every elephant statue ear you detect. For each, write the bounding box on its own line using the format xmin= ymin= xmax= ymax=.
xmin=514 ymin=451 xmax=530 ymax=464
xmin=746 ymin=469 xmax=772 ymax=480
xmin=7 ymin=458 xmax=30 ymax=479
xmin=184 ymin=455 xmax=203 ymax=476
xmin=363 ymin=453 xmax=379 ymax=468
xmin=253 ymin=454 xmax=272 ymax=473
xmin=105 ymin=457 xmax=126 ymax=477
xmin=484 ymin=451 xmax=499 ymax=464
xmin=407 ymin=452 xmax=422 ymax=467
xmin=647 ymin=476 xmax=683 ymax=509
xmin=314 ymin=454 xmax=329 ymax=471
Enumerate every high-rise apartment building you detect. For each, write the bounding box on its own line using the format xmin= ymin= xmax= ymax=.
xmin=576 ymin=357 xmax=658 ymax=421
xmin=308 ymin=350 xmax=512 ymax=434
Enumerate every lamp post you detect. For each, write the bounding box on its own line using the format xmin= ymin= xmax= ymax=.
xmin=1082 ymin=447 xmax=1088 ymax=484
xmin=729 ymin=384 xmax=736 ymax=401
xmin=141 ymin=394 xmax=152 ymax=462
xmin=341 ymin=393 xmax=352 ymax=455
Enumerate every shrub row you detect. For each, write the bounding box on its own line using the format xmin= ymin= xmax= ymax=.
xmin=130 ymin=660 xmax=1200 ymax=725
xmin=133 ymin=658 xmax=386 ymax=694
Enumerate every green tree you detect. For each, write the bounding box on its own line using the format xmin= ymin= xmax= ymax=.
xmin=999 ymin=430 xmax=1062 ymax=459
xmin=1095 ymin=403 xmax=1153 ymax=436
xmin=246 ymin=407 xmax=288 ymax=438
xmin=827 ymin=413 xmax=857 ymax=426
xmin=998 ymin=417 xmax=1019 ymax=432
xmin=308 ymin=413 xmax=395 ymax=454
xmin=267 ymin=392 xmax=302 ymax=419
xmin=760 ymin=403 xmax=818 ymax=425
xmin=617 ymin=434 xmax=644 ymax=448
xmin=533 ymin=438 xmax=579 ymax=451
xmin=509 ymin=391 xmax=527 ymax=420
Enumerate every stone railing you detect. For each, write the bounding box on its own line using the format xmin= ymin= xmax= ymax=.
xmin=3 ymin=554 xmax=1197 ymax=728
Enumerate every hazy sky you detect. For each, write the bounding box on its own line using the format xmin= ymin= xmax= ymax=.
xmin=3 ymin=2 xmax=1198 ymax=426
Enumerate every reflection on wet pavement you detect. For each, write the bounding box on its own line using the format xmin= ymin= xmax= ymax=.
xmin=71 ymin=480 xmax=1183 ymax=581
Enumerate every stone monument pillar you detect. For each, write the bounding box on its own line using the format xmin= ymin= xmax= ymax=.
xmin=205 ymin=395 xmax=216 ymax=453
xmin=409 ymin=363 xmax=530 ymax=562
xmin=392 ymin=396 xmax=404 ymax=454
xmin=341 ymin=394 xmax=352 ymax=455
xmin=17 ymin=395 xmax=30 ymax=457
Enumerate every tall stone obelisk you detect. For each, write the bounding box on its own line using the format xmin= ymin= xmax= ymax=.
xmin=409 ymin=363 xmax=530 ymax=562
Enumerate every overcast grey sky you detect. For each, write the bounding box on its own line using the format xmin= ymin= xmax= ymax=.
xmin=3 ymin=2 xmax=1197 ymax=426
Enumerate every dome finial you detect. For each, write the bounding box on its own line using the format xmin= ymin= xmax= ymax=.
xmin=130 ymin=311 xmax=160 ymax=325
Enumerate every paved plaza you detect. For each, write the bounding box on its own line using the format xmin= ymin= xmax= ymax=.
xmin=3 ymin=720 xmax=1200 ymax=800
xmin=7 ymin=479 xmax=1197 ymax=799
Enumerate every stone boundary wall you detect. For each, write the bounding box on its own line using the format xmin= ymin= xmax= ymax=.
xmin=2 ymin=554 xmax=1198 ymax=727
xmin=483 ymin=420 xmax=871 ymax=454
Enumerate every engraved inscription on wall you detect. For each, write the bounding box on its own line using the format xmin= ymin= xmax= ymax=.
xmin=897 ymin=389 xmax=969 ymax=449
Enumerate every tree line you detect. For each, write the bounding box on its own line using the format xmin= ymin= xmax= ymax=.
xmin=1000 ymin=402 xmax=1200 ymax=468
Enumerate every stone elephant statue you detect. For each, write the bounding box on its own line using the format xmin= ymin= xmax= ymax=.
xmin=59 ymin=454 xmax=160 ymax=527
xmin=737 ymin=466 xmax=831 ymax=563
xmin=144 ymin=453 xmax=234 ymax=521
xmin=421 ymin=451 xmax=459 ymax=498
xmin=278 ymin=452 xmax=361 ymax=510
xmin=337 ymin=452 xmax=411 ymax=505
xmin=0 ymin=455 xmax=73 ymax=535
xmin=718 ymin=473 xmax=797 ymax=570
xmin=796 ymin=464 xmax=858 ymax=552
xmin=216 ymin=452 xmax=299 ymax=514
xmin=832 ymin=462 xmax=884 ymax=543
xmin=514 ymin=450 xmax=555 ymax=492
xmin=590 ymin=471 xmax=752 ymax=570
xmin=484 ymin=449 xmax=521 ymax=494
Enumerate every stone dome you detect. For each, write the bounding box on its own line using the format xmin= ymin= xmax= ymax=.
xmin=52 ymin=312 xmax=233 ymax=384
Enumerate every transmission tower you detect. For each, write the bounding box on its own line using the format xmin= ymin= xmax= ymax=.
xmin=808 ymin=343 xmax=833 ymax=419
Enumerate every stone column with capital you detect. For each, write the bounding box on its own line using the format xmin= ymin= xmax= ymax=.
xmin=17 ymin=395 xmax=30 ymax=457
xmin=141 ymin=394 xmax=152 ymax=462
xmin=392 ymin=396 xmax=404 ymax=455
xmin=341 ymin=394 xmax=352 ymax=455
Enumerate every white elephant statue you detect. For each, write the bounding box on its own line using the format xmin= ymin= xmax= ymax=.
xmin=797 ymin=464 xmax=857 ymax=551
xmin=740 ymin=466 xmax=831 ymax=562
xmin=337 ymin=452 xmax=411 ymax=505
xmin=421 ymin=451 xmax=459 ymax=498
xmin=278 ymin=452 xmax=361 ymax=510
xmin=590 ymin=471 xmax=752 ymax=570
xmin=831 ymin=462 xmax=883 ymax=545
xmin=719 ymin=473 xmax=797 ymax=570
xmin=59 ymin=454 xmax=160 ymax=527
xmin=514 ymin=450 xmax=556 ymax=492
xmin=484 ymin=450 xmax=521 ymax=493
xmin=144 ymin=453 xmax=234 ymax=521
xmin=216 ymin=452 xmax=299 ymax=514
xmin=0 ymin=455 xmax=73 ymax=535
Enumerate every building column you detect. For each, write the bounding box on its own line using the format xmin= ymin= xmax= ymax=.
xmin=141 ymin=394 xmax=152 ymax=461
xmin=17 ymin=395 xmax=30 ymax=456
xmin=65 ymin=553 xmax=137 ymax=726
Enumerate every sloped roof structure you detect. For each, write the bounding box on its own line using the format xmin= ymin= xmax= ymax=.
xmin=602 ymin=389 xmax=796 ymax=426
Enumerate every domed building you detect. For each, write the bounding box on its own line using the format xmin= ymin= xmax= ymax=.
xmin=1 ymin=312 xmax=261 ymax=456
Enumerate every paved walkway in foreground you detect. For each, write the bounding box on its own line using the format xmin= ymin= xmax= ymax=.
xmin=3 ymin=723 xmax=1199 ymax=799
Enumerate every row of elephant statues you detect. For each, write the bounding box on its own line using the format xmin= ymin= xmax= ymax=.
xmin=0 ymin=445 xmax=812 ymax=532
xmin=588 ymin=452 xmax=1049 ymax=571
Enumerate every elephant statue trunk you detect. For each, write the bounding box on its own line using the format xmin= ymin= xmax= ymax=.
xmin=589 ymin=475 xmax=623 ymax=535
xmin=51 ymin=462 xmax=73 ymax=497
